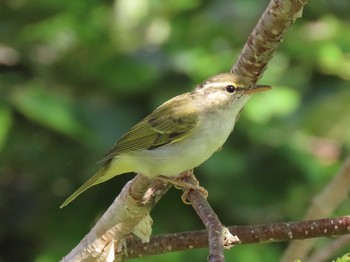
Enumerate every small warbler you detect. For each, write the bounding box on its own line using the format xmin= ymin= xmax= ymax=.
xmin=60 ymin=73 xmax=271 ymax=208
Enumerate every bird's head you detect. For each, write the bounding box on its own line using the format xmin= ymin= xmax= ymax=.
xmin=194 ymin=73 xmax=271 ymax=110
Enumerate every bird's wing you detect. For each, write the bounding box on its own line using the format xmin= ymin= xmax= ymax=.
xmin=100 ymin=95 xmax=199 ymax=162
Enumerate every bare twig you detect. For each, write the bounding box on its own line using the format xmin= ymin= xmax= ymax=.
xmin=282 ymin=157 xmax=350 ymax=262
xmin=125 ymin=216 xmax=350 ymax=259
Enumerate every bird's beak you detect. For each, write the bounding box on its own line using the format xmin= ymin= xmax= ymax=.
xmin=245 ymin=84 xmax=272 ymax=95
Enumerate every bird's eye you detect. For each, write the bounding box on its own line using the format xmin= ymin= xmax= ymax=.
xmin=225 ymin=85 xmax=236 ymax=93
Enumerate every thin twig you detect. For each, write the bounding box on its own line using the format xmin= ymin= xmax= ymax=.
xmin=181 ymin=172 xmax=239 ymax=262
xmin=124 ymin=216 xmax=350 ymax=259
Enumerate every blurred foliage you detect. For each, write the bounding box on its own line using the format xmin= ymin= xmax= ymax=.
xmin=336 ymin=253 xmax=350 ymax=262
xmin=1 ymin=0 xmax=350 ymax=261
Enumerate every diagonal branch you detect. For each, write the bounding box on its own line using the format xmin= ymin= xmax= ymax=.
xmin=232 ymin=0 xmax=308 ymax=84
xmin=61 ymin=174 xmax=171 ymax=262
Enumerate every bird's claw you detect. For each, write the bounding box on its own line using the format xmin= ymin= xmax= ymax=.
xmin=181 ymin=185 xmax=208 ymax=205
xmin=157 ymin=174 xmax=208 ymax=204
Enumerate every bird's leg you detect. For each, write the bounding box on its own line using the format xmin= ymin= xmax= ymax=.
xmin=157 ymin=171 xmax=208 ymax=204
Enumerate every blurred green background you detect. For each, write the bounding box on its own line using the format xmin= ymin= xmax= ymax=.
xmin=1 ymin=0 xmax=350 ymax=261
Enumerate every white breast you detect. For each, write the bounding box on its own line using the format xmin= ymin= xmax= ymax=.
xmin=123 ymin=108 xmax=236 ymax=177
xmin=122 ymin=95 xmax=251 ymax=177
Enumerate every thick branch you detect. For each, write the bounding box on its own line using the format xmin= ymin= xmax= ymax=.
xmin=61 ymin=174 xmax=171 ymax=262
xmin=125 ymin=216 xmax=350 ymax=259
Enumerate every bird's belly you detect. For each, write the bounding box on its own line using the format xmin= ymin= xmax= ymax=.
xmin=126 ymin=115 xmax=235 ymax=177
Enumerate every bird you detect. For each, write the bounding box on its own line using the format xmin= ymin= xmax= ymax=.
xmin=60 ymin=73 xmax=271 ymax=208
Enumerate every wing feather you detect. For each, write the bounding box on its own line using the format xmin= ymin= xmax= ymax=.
xmin=100 ymin=94 xmax=198 ymax=162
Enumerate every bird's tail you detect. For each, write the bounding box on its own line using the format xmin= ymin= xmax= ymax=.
xmin=60 ymin=165 xmax=110 ymax=208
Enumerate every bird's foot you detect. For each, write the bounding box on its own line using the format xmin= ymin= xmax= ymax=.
xmin=180 ymin=184 xmax=208 ymax=204
xmin=157 ymin=172 xmax=208 ymax=204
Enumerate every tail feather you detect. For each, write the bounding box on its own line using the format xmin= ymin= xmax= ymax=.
xmin=60 ymin=166 xmax=109 ymax=208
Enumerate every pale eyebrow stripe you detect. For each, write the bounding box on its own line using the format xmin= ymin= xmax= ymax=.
xmin=203 ymin=82 xmax=234 ymax=88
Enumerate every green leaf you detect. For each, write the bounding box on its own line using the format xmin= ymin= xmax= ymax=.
xmin=336 ymin=253 xmax=350 ymax=262
xmin=10 ymin=81 xmax=95 ymax=145
xmin=0 ymin=103 xmax=13 ymax=152
xmin=244 ymin=86 xmax=300 ymax=124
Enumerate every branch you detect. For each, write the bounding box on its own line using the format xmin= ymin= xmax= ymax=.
xmin=61 ymin=174 xmax=171 ymax=262
xmin=231 ymin=0 xmax=308 ymax=84
xmin=124 ymin=216 xmax=350 ymax=259
xmin=181 ymin=173 xmax=239 ymax=262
